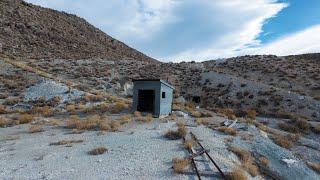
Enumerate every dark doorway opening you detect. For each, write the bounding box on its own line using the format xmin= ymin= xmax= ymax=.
xmin=137 ymin=90 xmax=155 ymax=113
xmin=192 ymin=96 xmax=201 ymax=103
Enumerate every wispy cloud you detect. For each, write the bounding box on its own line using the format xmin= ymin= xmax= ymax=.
xmin=27 ymin=0 xmax=317 ymax=62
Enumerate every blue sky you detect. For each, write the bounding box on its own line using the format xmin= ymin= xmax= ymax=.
xmin=25 ymin=0 xmax=320 ymax=62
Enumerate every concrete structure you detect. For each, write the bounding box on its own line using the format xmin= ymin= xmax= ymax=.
xmin=132 ymin=79 xmax=174 ymax=117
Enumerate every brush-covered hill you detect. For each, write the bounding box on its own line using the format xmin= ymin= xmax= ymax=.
xmin=0 ymin=0 xmax=156 ymax=62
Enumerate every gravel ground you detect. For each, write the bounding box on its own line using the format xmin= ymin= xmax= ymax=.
xmin=0 ymin=120 xmax=187 ymax=180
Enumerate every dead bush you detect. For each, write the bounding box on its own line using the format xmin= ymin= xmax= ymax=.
xmin=278 ymin=122 xmax=299 ymax=133
xmin=226 ymin=167 xmax=248 ymax=180
xmin=246 ymin=109 xmax=257 ymax=119
xmin=88 ymin=147 xmax=108 ymax=155
xmin=0 ymin=105 xmax=6 ymax=114
xmin=312 ymin=125 xmax=320 ymax=134
xmin=98 ymin=121 xmax=111 ymax=131
xmin=184 ymin=139 xmax=195 ymax=150
xmin=134 ymin=111 xmax=142 ymax=117
xmin=259 ymin=156 xmax=269 ymax=167
xmin=117 ymin=115 xmax=132 ymax=124
xmin=172 ymin=158 xmax=190 ymax=173
xmin=136 ymin=114 xmax=153 ymax=123
xmin=29 ymin=125 xmax=44 ymax=133
xmin=50 ymin=139 xmax=84 ymax=146
xmin=165 ymin=126 xmax=187 ymax=140
xmin=272 ymin=133 xmax=300 ymax=149
xmin=217 ymin=127 xmax=237 ymax=136
xmin=0 ymin=117 xmax=8 ymax=127
xmin=228 ymin=146 xmax=258 ymax=177
xmin=307 ymin=162 xmax=320 ymax=174
xmin=278 ymin=118 xmax=309 ymax=133
xmin=216 ymin=108 xmax=237 ymax=120
xmin=195 ymin=118 xmax=210 ymax=126
xmin=110 ymin=101 xmax=129 ymax=114
xmin=18 ymin=114 xmax=34 ymax=124
xmin=110 ymin=120 xmax=121 ymax=131
xmin=293 ymin=118 xmax=309 ymax=133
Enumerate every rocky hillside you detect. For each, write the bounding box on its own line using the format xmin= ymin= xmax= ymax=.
xmin=0 ymin=0 xmax=156 ymax=62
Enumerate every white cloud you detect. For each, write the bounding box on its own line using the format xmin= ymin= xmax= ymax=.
xmin=25 ymin=0 xmax=300 ymax=62
xmin=256 ymin=25 xmax=320 ymax=56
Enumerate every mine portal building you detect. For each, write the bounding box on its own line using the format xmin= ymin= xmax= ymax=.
xmin=132 ymin=79 xmax=174 ymax=117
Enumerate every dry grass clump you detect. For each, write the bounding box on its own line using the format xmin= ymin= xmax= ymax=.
xmin=184 ymin=139 xmax=195 ymax=150
xmin=0 ymin=117 xmax=8 ymax=127
xmin=110 ymin=101 xmax=129 ymax=114
xmin=66 ymin=104 xmax=76 ymax=114
xmin=226 ymin=167 xmax=248 ymax=180
xmin=134 ymin=111 xmax=142 ymax=117
xmin=136 ymin=114 xmax=153 ymax=123
xmin=312 ymin=125 xmax=320 ymax=134
xmin=88 ymin=147 xmax=108 ymax=155
xmin=228 ymin=146 xmax=258 ymax=177
xmin=117 ymin=115 xmax=132 ymax=124
xmin=216 ymin=108 xmax=237 ymax=120
xmin=29 ymin=125 xmax=44 ymax=133
xmin=172 ymin=158 xmax=190 ymax=173
xmin=50 ymin=139 xmax=84 ymax=146
xmin=217 ymin=127 xmax=237 ymax=136
xmin=307 ymin=162 xmax=320 ymax=174
xmin=272 ymin=133 xmax=300 ymax=149
xmin=259 ymin=156 xmax=269 ymax=167
xmin=18 ymin=114 xmax=34 ymax=124
xmin=278 ymin=118 xmax=310 ymax=133
xmin=195 ymin=118 xmax=209 ymax=126
xmin=110 ymin=120 xmax=121 ymax=131
xmin=66 ymin=115 xmax=120 ymax=131
xmin=165 ymin=126 xmax=187 ymax=140
xmin=246 ymin=109 xmax=257 ymax=119
xmin=31 ymin=106 xmax=53 ymax=117
xmin=0 ymin=105 xmax=6 ymax=114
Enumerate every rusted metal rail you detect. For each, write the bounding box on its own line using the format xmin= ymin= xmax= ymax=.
xmin=190 ymin=132 xmax=227 ymax=180
xmin=183 ymin=136 xmax=202 ymax=179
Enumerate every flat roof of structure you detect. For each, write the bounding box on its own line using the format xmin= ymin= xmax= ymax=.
xmin=132 ymin=79 xmax=174 ymax=89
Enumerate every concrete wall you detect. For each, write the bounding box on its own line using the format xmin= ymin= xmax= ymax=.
xmin=132 ymin=81 xmax=173 ymax=117
xmin=160 ymin=83 xmax=173 ymax=116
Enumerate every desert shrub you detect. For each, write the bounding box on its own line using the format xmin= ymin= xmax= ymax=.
xmin=110 ymin=101 xmax=129 ymax=114
xmin=293 ymin=118 xmax=309 ymax=133
xmin=66 ymin=116 xmax=80 ymax=129
xmin=195 ymin=118 xmax=209 ymax=126
xmin=259 ymin=156 xmax=269 ymax=167
xmin=29 ymin=125 xmax=44 ymax=133
xmin=0 ymin=117 xmax=8 ymax=127
xmin=165 ymin=126 xmax=187 ymax=140
xmin=278 ymin=122 xmax=299 ymax=133
xmin=50 ymin=139 xmax=84 ymax=146
xmin=84 ymin=94 xmax=104 ymax=102
xmin=117 ymin=115 xmax=132 ymax=124
xmin=4 ymin=98 xmax=19 ymax=105
xmin=98 ymin=121 xmax=111 ymax=131
xmin=272 ymin=133 xmax=300 ymax=149
xmin=216 ymin=108 xmax=236 ymax=120
xmin=307 ymin=162 xmax=320 ymax=174
xmin=110 ymin=120 xmax=121 ymax=131
xmin=136 ymin=114 xmax=153 ymax=123
xmin=278 ymin=118 xmax=309 ymax=133
xmin=246 ymin=109 xmax=257 ymax=119
xmin=190 ymin=110 xmax=201 ymax=117
xmin=228 ymin=146 xmax=258 ymax=177
xmin=172 ymin=158 xmax=190 ymax=173
xmin=0 ymin=105 xmax=6 ymax=114
xmin=66 ymin=104 xmax=76 ymax=114
xmin=88 ymin=147 xmax=108 ymax=155
xmin=217 ymin=127 xmax=237 ymax=136
xmin=312 ymin=125 xmax=320 ymax=134
xmin=184 ymin=139 xmax=195 ymax=150
xmin=31 ymin=106 xmax=53 ymax=117
xmin=226 ymin=167 xmax=248 ymax=180
xmin=18 ymin=114 xmax=34 ymax=124
xmin=134 ymin=111 xmax=142 ymax=117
